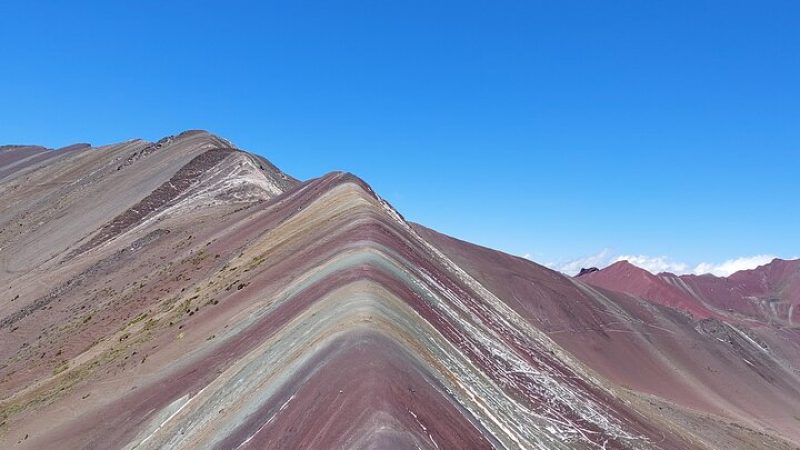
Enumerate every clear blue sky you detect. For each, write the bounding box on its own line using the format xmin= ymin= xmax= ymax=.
xmin=1 ymin=1 xmax=798 ymax=273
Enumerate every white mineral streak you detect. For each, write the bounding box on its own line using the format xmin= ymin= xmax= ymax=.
xmin=105 ymin=152 xmax=286 ymax=251
xmin=162 ymin=152 xmax=283 ymax=213
xmin=380 ymin=190 xmax=647 ymax=448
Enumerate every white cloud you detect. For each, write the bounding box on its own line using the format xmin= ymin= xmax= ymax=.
xmin=691 ymin=255 xmax=777 ymax=277
xmin=613 ymin=255 xmax=689 ymax=274
xmin=546 ymin=248 xmax=613 ymax=276
xmin=544 ymin=249 xmax=784 ymax=278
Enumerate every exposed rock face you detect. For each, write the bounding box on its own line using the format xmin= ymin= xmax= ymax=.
xmin=1 ymin=132 xmax=798 ymax=450
xmin=576 ymin=267 xmax=599 ymax=277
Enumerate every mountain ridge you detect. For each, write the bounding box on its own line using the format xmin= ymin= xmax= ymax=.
xmin=1 ymin=131 xmax=798 ymax=449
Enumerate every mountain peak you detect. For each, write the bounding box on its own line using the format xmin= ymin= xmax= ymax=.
xmin=600 ymin=259 xmax=656 ymax=277
xmin=607 ymin=259 xmax=636 ymax=269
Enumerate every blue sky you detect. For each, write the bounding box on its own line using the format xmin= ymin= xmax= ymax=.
xmin=1 ymin=1 xmax=798 ymax=274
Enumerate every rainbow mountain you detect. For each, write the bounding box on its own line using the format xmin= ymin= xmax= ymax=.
xmin=1 ymin=131 xmax=799 ymax=449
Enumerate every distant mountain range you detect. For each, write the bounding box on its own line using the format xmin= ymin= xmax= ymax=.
xmin=1 ymin=131 xmax=798 ymax=449
xmin=578 ymin=258 xmax=800 ymax=327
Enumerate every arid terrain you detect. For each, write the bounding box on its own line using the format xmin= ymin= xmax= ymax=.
xmin=1 ymin=131 xmax=798 ymax=449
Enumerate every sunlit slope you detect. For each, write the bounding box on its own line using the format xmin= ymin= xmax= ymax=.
xmin=1 ymin=133 xmax=797 ymax=449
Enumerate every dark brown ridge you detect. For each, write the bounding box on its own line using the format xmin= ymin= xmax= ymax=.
xmin=71 ymin=148 xmax=236 ymax=257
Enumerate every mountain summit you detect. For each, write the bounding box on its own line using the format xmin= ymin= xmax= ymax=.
xmin=1 ymin=133 xmax=798 ymax=449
